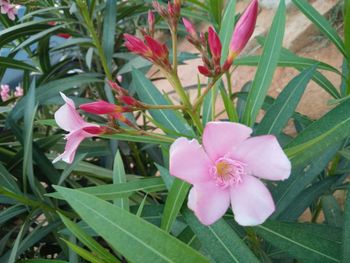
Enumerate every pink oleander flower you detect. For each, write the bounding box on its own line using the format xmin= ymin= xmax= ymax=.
xmin=226 ymin=0 xmax=258 ymax=65
xmin=14 ymin=86 xmax=23 ymax=97
xmin=0 ymin=0 xmax=17 ymax=21
xmin=0 ymin=84 xmax=10 ymax=101
xmin=170 ymin=121 xmax=291 ymax=226
xmin=53 ymin=92 xmax=106 ymax=164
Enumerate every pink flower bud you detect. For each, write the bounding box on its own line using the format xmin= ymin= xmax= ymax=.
xmin=208 ymin=27 xmax=222 ymax=64
xmin=144 ymin=35 xmax=168 ymax=59
xmin=148 ymin=10 xmax=155 ymax=26
xmin=229 ymin=0 xmax=258 ymax=57
xmin=198 ymin=65 xmax=212 ymax=77
xmin=82 ymin=126 xmax=108 ymax=135
xmin=80 ymin=100 xmax=120 ymax=115
xmin=182 ymin=18 xmax=197 ymax=38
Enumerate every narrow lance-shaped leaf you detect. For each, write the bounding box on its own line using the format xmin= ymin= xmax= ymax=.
xmin=292 ymin=0 xmax=347 ymax=57
xmin=54 ymin=186 xmax=210 ymax=263
xmin=113 ymin=151 xmax=129 ymax=210
xmin=161 ymin=178 xmax=190 ymax=232
xmin=184 ymin=210 xmax=259 ymax=263
xmin=255 ymin=221 xmax=341 ymax=263
xmin=242 ymin=0 xmax=286 ymax=126
xmin=342 ymin=184 xmax=350 ymax=262
xmin=255 ymin=65 xmax=316 ymax=135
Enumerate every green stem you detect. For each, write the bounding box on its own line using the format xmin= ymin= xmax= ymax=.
xmin=77 ymin=0 xmax=112 ymax=80
xmin=144 ymin=104 xmax=185 ymax=110
xmin=171 ymin=28 xmax=178 ymax=74
xmin=193 ymin=77 xmax=218 ymax=111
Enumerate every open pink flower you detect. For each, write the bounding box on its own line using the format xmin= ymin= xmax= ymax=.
xmin=53 ymin=92 xmax=105 ymax=164
xmin=170 ymin=121 xmax=291 ymax=226
xmin=1 ymin=84 xmax=10 ymax=101
xmin=14 ymin=86 xmax=23 ymax=97
xmin=0 ymin=0 xmax=17 ymax=21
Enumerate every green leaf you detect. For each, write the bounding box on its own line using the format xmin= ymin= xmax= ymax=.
xmin=48 ymin=177 xmax=166 ymax=200
xmin=342 ymin=184 xmax=350 ymax=262
xmin=102 ymin=0 xmax=117 ymax=71
xmin=272 ymin=144 xmax=340 ymax=219
xmin=0 ymin=163 xmax=21 ymax=194
xmin=242 ymin=0 xmax=285 ymax=126
xmin=202 ymin=81 xmax=218 ymax=126
xmin=255 ymin=65 xmax=316 ymax=135
xmin=161 ymin=178 xmax=190 ymax=232
xmin=219 ymin=0 xmax=236 ymax=64
xmin=18 ymin=260 xmax=68 ymax=263
xmin=113 ymin=151 xmax=129 ymax=210
xmin=0 ymin=205 xmax=27 ymax=225
xmin=344 ymin=0 xmax=350 ymax=58
xmin=54 ymin=186 xmax=210 ymax=263
xmin=255 ymin=221 xmax=341 ymax=263
xmin=184 ymin=210 xmax=259 ymax=263
xmin=278 ymin=176 xmax=341 ymax=221
xmin=292 ymin=0 xmax=346 ymax=57
xmin=61 ymin=238 xmax=104 ymax=263
xmin=59 ymin=214 xmax=118 ymax=263
xmin=0 ymin=57 xmax=39 ymax=72
xmin=132 ymin=68 xmax=194 ymax=136
xmin=209 ymin=0 xmax=224 ymax=28
xmin=102 ymin=132 xmax=174 ymax=145
xmin=322 ymin=194 xmax=343 ymax=227
xmin=285 ymin=100 xmax=350 ymax=168
xmin=22 ymin=80 xmax=38 ymax=194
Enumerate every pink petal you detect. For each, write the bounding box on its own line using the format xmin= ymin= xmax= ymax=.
xmin=233 ymin=135 xmax=291 ymax=181
xmin=55 ymin=93 xmax=89 ymax=132
xmin=53 ymin=129 xmax=93 ymax=164
xmin=230 ymin=175 xmax=275 ymax=226
xmin=188 ymin=181 xmax=230 ymax=225
xmin=169 ymin=137 xmax=212 ymax=184
xmin=202 ymin=121 xmax=252 ymax=162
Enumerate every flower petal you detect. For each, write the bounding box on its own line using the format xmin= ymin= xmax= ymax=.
xmin=170 ymin=137 xmax=212 ymax=184
xmin=203 ymin=121 xmax=252 ymax=162
xmin=230 ymin=175 xmax=275 ymax=226
xmin=55 ymin=93 xmax=88 ymax=132
xmin=233 ymin=135 xmax=291 ymax=181
xmin=53 ymin=129 xmax=93 ymax=164
xmin=188 ymin=181 xmax=230 ymax=225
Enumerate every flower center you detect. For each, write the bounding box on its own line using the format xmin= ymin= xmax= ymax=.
xmin=210 ymin=157 xmax=246 ymax=188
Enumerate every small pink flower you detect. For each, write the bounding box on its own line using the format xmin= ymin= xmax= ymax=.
xmin=1 ymin=84 xmax=10 ymax=101
xmin=170 ymin=121 xmax=291 ymax=226
xmin=227 ymin=0 xmax=258 ymax=62
xmin=0 ymin=1 xmax=17 ymax=21
xmin=14 ymin=86 xmax=23 ymax=97
xmin=53 ymin=93 xmax=105 ymax=164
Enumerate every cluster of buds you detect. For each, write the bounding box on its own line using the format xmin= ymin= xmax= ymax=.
xmin=0 ymin=0 xmax=17 ymax=21
xmin=152 ymin=0 xmax=181 ymax=31
xmin=1 ymin=84 xmax=23 ymax=102
xmin=78 ymin=80 xmax=149 ymax=130
xmin=124 ymin=33 xmax=171 ymax=72
xmin=183 ymin=0 xmax=258 ymax=78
